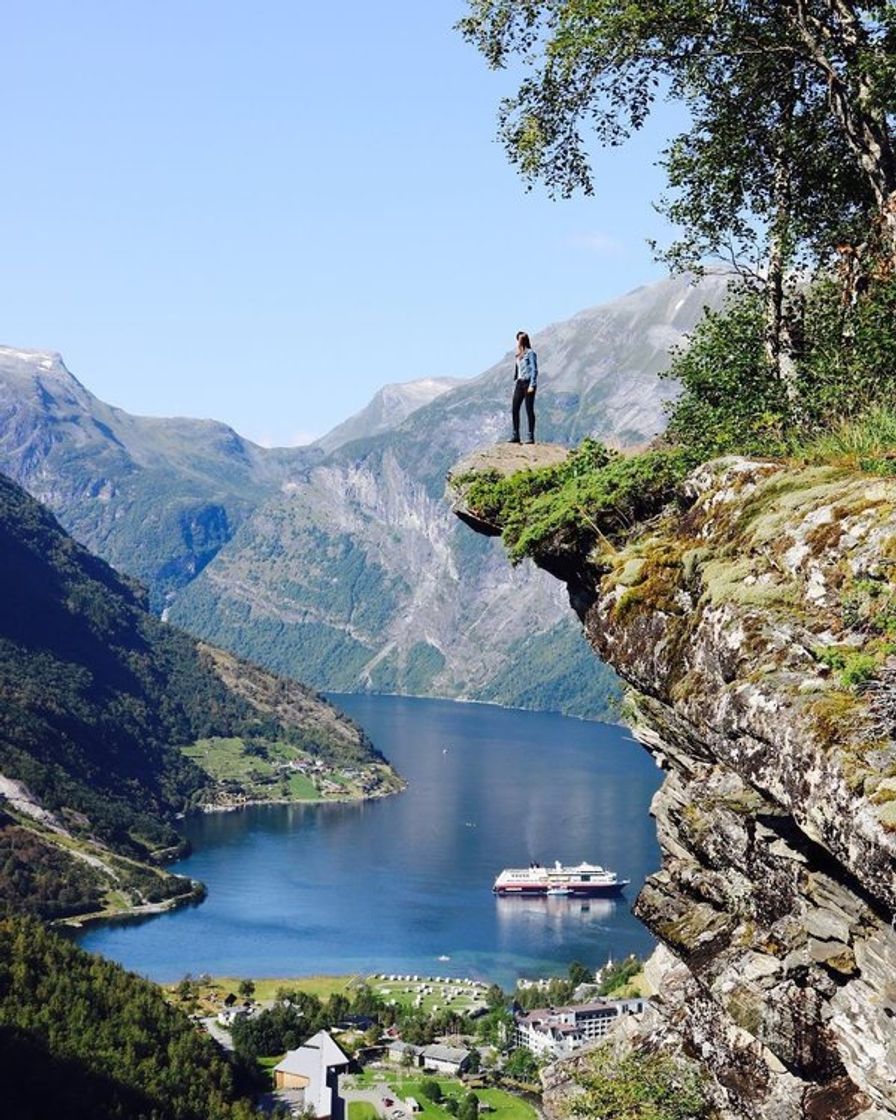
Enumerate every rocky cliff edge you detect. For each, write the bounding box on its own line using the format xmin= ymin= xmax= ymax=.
xmin=449 ymin=448 xmax=896 ymax=1120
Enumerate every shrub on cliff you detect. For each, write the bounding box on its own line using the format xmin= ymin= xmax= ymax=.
xmin=565 ymin=1043 xmax=713 ymax=1120
xmin=664 ymin=276 xmax=896 ymax=464
xmin=462 ymin=442 xmax=693 ymax=563
xmin=662 ymin=289 xmax=789 ymax=461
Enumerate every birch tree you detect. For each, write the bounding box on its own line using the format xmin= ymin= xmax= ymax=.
xmin=458 ymin=0 xmax=894 ymax=267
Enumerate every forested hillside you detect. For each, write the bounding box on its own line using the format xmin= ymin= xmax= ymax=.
xmin=0 ymin=471 xmax=398 ymax=921
xmin=0 ymin=914 xmax=259 ymax=1120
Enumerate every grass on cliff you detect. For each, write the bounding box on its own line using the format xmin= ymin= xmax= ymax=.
xmin=567 ymin=1044 xmax=713 ymax=1120
xmin=460 ymin=409 xmax=896 ymax=572
xmin=460 ymin=440 xmax=694 ymax=563
xmin=794 ymin=407 xmax=896 ymax=475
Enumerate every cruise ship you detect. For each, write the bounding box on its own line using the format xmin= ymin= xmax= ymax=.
xmin=493 ymin=860 xmax=628 ymax=897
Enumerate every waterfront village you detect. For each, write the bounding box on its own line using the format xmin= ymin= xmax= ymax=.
xmin=182 ymin=736 xmax=401 ymax=810
xmin=168 ymin=957 xmax=647 ymax=1118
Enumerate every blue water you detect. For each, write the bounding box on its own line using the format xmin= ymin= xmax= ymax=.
xmin=76 ymin=695 xmax=662 ymax=989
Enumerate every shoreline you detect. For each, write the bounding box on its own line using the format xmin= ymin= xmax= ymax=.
xmin=64 ymin=781 xmax=407 ymax=930
xmin=325 ymin=689 xmax=621 ymax=727
xmin=190 ymin=775 xmax=408 ymax=816
xmin=56 ymin=878 xmax=205 ymax=931
xmin=65 ymin=709 xmax=650 ymax=983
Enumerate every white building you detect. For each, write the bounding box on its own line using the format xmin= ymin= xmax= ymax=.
xmin=387 ymin=1040 xmax=420 ymax=1064
xmin=273 ymin=1030 xmax=351 ymax=1119
xmin=419 ymin=1043 xmax=471 ymax=1075
xmin=513 ymin=999 xmax=647 ymax=1059
xmin=216 ymin=1004 xmax=254 ymax=1026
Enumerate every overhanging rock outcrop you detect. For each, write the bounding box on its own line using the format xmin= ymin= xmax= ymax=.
xmin=449 ymin=449 xmax=896 ymax=1120
xmin=448 ymin=442 xmax=570 ymax=536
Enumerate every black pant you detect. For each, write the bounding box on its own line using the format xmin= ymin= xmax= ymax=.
xmin=512 ymin=379 xmax=536 ymax=440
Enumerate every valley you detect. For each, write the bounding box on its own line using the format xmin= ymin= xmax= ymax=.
xmin=11 ymin=0 xmax=896 ymax=1115
xmin=0 ymin=273 xmax=729 ymax=721
xmin=0 ymin=471 xmax=400 ymax=927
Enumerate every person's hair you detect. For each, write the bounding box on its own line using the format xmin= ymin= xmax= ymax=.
xmin=516 ymin=331 xmax=531 ymax=350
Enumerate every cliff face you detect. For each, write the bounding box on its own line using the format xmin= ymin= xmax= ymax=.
xmin=451 ymin=451 xmax=896 ymax=1120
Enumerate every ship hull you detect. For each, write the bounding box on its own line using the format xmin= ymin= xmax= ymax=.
xmin=493 ymin=881 xmax=628 ymax=897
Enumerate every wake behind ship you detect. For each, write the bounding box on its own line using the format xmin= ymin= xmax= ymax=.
xmin=493 ymin=860 xmax=628 ymax=897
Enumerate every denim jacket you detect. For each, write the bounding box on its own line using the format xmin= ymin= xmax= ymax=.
xmin=514 ymin=348 xmax=538 ymax=389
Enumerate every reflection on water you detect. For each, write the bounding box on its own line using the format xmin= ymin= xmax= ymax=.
xmin=76 ymin=695 xmax=662 ymax=987
xmin=495 ymin=896 xmax=620 ymax=956
xmin=496 ymin=895 xmax=618 ymax=929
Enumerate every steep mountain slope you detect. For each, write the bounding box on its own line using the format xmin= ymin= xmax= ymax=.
xmin=0 ymin=472 xmax=398 ymax=922
xmin=0 ymin=914 xmax=259 ymax=1120
xmin=315 ymin=376 xmax=464 ymax=453
xmin=451 ymin=451 xmax=896 ymax=1118
xmin=0 ymin=274 xmax=730 ymax=717
xmin=0 ymin=346 xmax=313 ymax=608
xmin=169 ymin=274 xmax=730 ymax=714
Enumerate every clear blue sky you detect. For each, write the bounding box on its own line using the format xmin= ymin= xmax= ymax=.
xmin=3 ymin=1 xmax=682 ymax=445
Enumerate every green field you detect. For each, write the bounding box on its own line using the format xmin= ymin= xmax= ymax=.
xmin=164 ymin=972 xmax=356 ymax=1012
xmin=165 ymin=970 xmax=493 ymax=1020
xmin=165 ymin=970 xmax=493 ymax=1013
xmin=344 ymin=1075 xmax=535 ymax=1120
xmin=183 ymin=737 xmax=323 ymax=802
xmin=287 ymin=771 xmax=321 ymax=799
xmin=368 ymin=976 xmax=490 ymax=1016
xmin=349 ymin=1104 xmax=380 ymax=1120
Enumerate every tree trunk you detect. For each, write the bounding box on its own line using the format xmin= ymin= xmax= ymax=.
xmin=785 ymin=0 xmax=896 ymax=263
xmin=764 ymin=79 xmax=798 ymax=402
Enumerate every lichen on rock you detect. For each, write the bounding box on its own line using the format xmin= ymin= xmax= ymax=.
xmin=449 ymin=449 xmax=896 ymax=1119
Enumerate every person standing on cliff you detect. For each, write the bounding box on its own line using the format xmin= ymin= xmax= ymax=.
xmin=509 ymin=331 xmax=538 ymax=444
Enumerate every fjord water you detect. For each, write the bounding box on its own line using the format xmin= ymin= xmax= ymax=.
xmin=77 ymin=696 xmax=662 ymax=988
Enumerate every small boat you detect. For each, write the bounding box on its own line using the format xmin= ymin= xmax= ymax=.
xmin=437 ymin=954 xmax=451 ymax=962
xmin=546 ymin=886 xmax=571 ymax=896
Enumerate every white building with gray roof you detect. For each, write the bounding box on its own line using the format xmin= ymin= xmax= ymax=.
xmin=273 ymin=1030 xmax=351 ymax=1118
xmin=420 ymin=1043 xmax=471 ymax=1075
xmin=514 ymin=998 xmax=647 ymax=1059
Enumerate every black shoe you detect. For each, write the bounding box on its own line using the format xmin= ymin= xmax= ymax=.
xmin=507 ymin=437 xmax=521 ymax=443
xmin=526 ymin=437 xmax=535 ymax=444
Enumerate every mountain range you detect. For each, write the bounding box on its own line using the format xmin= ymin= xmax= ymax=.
xmin=315 ymin=376 xmax=463 ymax=453
xmin=0 ymin=272 xmax=731 ymax=718
xmin=0 ymin=346 xmax=314 ymax=610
